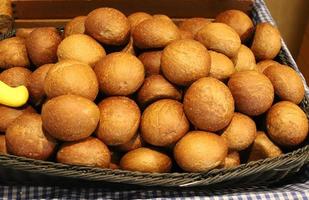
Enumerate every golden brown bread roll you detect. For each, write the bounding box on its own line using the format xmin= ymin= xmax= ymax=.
xmin=85 ymin=7 xmax=130 ymax=45
xmin=64 ymin=16 xmax=86 ymax=37
xmin=179 ymin=30 xmax=194 ymax=39
xmin=44 ymin=60 xmax=99 ymax=101
xmin=161 ymin=39 xmax=211 ymax=86
xmin=219 ymin=150 xmax=240 ymax=168
xmin=248 ymin=131 xmax=282 ymax=161
xmin=97 ymin=96 xmax=141 ymax=146
xmin=128 ymin=12 xmax=152 ymax=31
xmin=251 ymin=23 xmax=281 ymax=60
xmin=57 ymin=34 xmax=106 ymax=67
xmin=0 ymin=67 xmax=31 ymax=87
xmin=138 ymin=51 xmax=162 ymax=77
xmin=137 ymin=75 xmax=181 ymax=107
xmin=120 ymin=147 xmax=172 ymax=173
xmin=263 ymin=65 xmax=305 ymax=104
xmin=184 ymin=77 xmax=234 ymax=131
xmin=228 ymin=71 xmax=274 ymax=116
xmin=94 ymin=52 xmax=145 ymax=96
xmin=174 ymin=131 xmax=228 ymax=172
xmin=215 ymin=9 xmax=254 ymax=42
xmin=132 ymin=18 xmax=180 ymax=49
xmin=178 ymin=18 xmax=211 ymax=37
xmin=115 ymin=134 xmax=143 ymax=152
xmin=121 ymin=37 xmax=135 ymax=55
xmin=266 ymin=101 xmax=308 ymax=147
xmin=6 ymin=113 xmax=57 ymax=160
xmin=26 ymin=27 xmax=62 ymax=66
xmin=209 ymin=50 xmax=235 ymax=80
xmin=141 ymin=99 xmax=189 ymax=147
xmin=57 ymin=137 xmax=111 ymax=168
xmin=0 ymin=105 xmax=35 ymax=133
xmin=222 ymin=112 xmax=257 ymax=151
xmin=28 ymin=64 xmax=53 ymax=105
xmin=41 ymin=95 xmax=100 ymax=142
xmin=232 ymin=45 xmax=256 ymax=72
xmin=196 ymin=22 xmax=241 ymax=58
xmin=15 ymin=28 xmax=35 ymax=39
xmin=256 ymin=60 xmax=281 ymax=73
xmin=0 ymin=37 xmax=30 ymax=69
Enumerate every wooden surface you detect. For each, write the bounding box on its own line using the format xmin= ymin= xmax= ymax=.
xmin=297 ymin=21 xmax=309 ymax=83
xmin=12 ymin=0 xmax=253 ymax=19
xmin=265 ymin=0 xmax=309 ymax=58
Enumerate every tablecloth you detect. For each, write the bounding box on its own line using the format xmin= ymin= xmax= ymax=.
xmin=0 ymin=165 xmax=308 ymax=199
xmin=0 ymin=0 xmax=309 ymax=199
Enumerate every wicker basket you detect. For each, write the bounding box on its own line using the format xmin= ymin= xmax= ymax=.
xmin=0 ymin=0 xmax=308 ymax=188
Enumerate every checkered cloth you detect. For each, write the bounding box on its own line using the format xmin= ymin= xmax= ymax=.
xmin=0 ymin=165 xmax=308 ymax=199
xmin=1 ymin=0 xmax=308 ymax=199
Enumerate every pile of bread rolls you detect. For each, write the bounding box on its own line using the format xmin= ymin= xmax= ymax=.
xmin=0 ymin=8 xmax=307 ymax=173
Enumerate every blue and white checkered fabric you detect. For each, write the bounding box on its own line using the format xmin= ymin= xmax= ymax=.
xmin=0 ymin=165 xmax=309 ymax=199
xmin=0 ymin=0 xmax=308 ymax=199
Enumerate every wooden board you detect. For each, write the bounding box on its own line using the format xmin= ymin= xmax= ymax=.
xmin=12 ymin=0 xmax=253 ymax=19
xmin=297 ymin=20 xmax=309 ymax=83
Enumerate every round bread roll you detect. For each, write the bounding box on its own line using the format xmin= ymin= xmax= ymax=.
xmin=152 ymin=14 xmax=174 ymax=22
xmin=0 ymin=105 xmax=35 ymax=133
xmin=161 ymin=39 xmax=211 ymax=86
xmin=251 ymin=23 xmax=281 ymax=60
xmin=26 ymin=27 xmax=62 ymax=66
xmin=232 ymin=45 xmax=256 ymax=72
xmin=137 ymin=75 xmax=181 ymax=107
xmin=57 ymin=34 xmax=106 ymax=67
xmin=174 ymin=131 xmax=228 ymax=172
xmin=219 ymin=151 xmax=240 ymax=168
xmin=248 ymin=131 xmax=282 ymax=162
xmin=28 ymin=64 xmax=53 ymax=105
xmin=0 ymin=37 xmax=30 ymax=69
xmin=120 ymin=147 xmax=172 ymax=173
xmin=215 ymin=9 xmax=254 ymax=42
xmin=196 ymin=22 xmax=241 ymax=57
xmin=141 ymin=99 xmax=189 ymax=147
xmin=132 ymin=18 xmax=180 ymax=49
xmin=6 ymin=113 xmax=57 ymax=160
xmin=41 ymin=95 xmax=100 ymax=141
xmin=138 ymin=51 xmax=162 ymax=76
xmin=0 ymin=67 xmax=31 ymax=87
xmin=57 ymin=137 xmax=111 ymax=168
xmin=121 ymin=37 xmax=135 ymax=55
xmin=64 ymin=16 xmax=87 ymax=37
xmin=178 ymin=18 xmax=211 ymax=37
xmin=179 ymin=30 xmax=194 ymax=39
xmin=222 ymin=112 xmax=257 ymax=151
xmin=184 ymin=77 xmax=234 ymax=131
xmin=209 ymin=51 xmax=235 ymax=80
xmin=263 ymin=65 xmax=305 ymax=104
xmin=94 ymin=52 xmax=145 ymax=96
xmin=0 ymin=135 xmax=7 ymax=154
xmin=44 ymin=60 xmax=98 ymax=101
xmin=266 ymin=101 xmax=308 ymax=147
xmin=228 ymin=71 xmax=274 ymax=116
xmin=97 ymin=96 xmax=141 ymax=146
xmin=85 ymin=7 xmax=130 ymax=45
xmin=128 ymin=12 xmax=152 ymax=31
xmin=15 ymin=28 xmax=35 ymax=39
xmin=116 ymin=134 xmax=143 ymax=152
xmin=256 ymin=60 xmax=281 ymax=73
